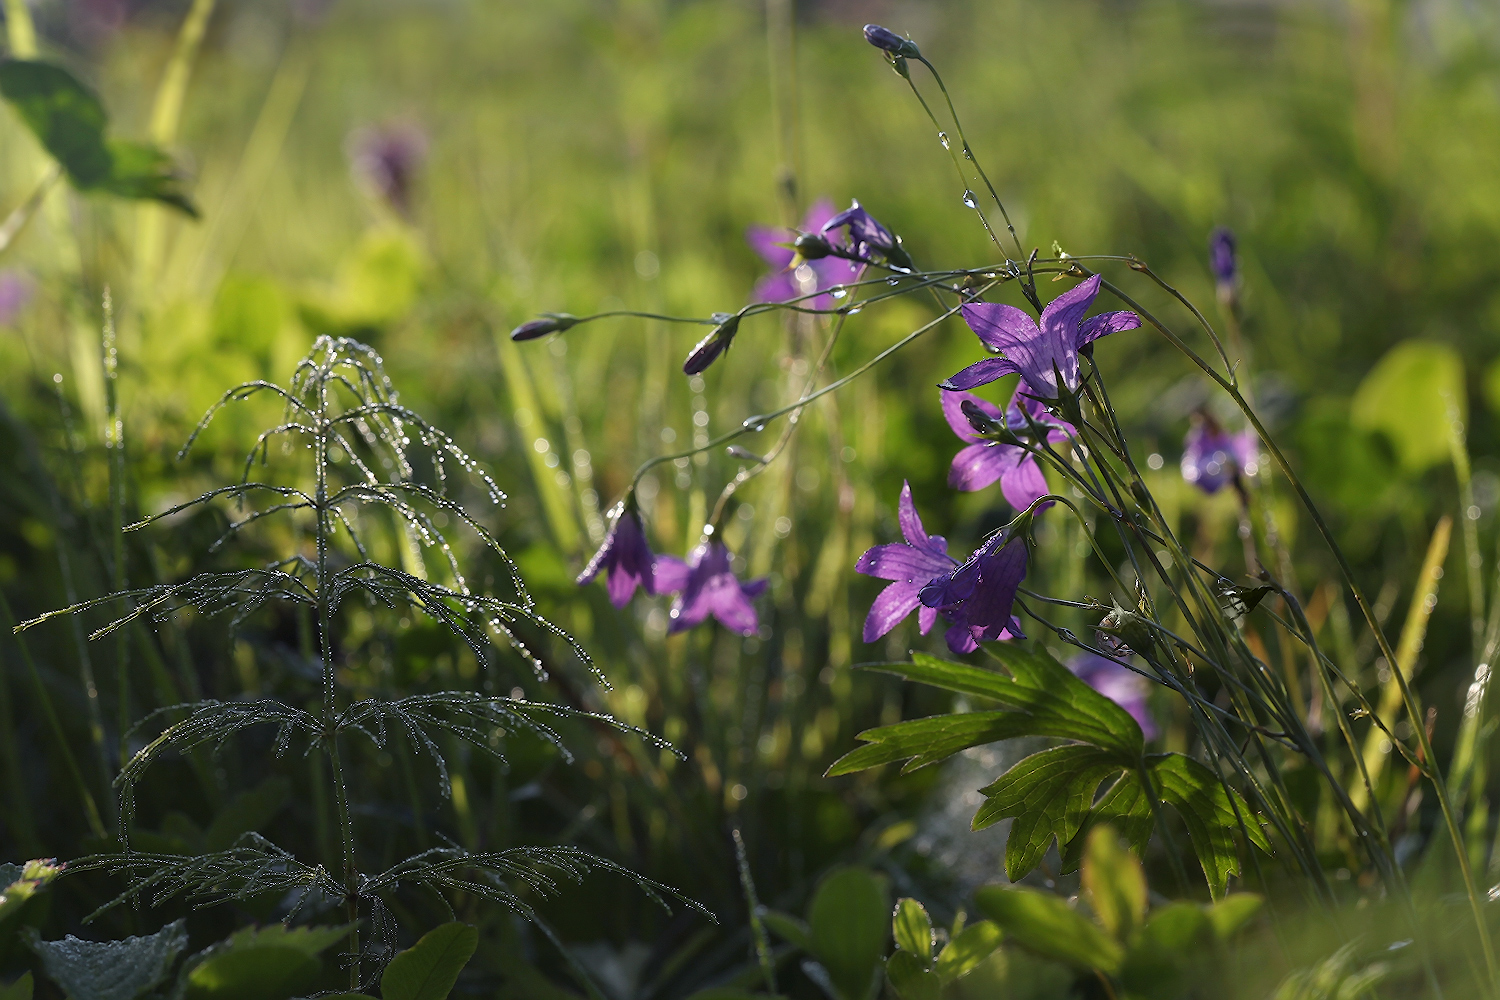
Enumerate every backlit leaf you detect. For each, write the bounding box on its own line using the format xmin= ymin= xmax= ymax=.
xmin=974 ymin=887 xmax=1122 ymax=974
xmin=1150 ymin=754 xmax=1270 ymax=900
xmin=1351 ymin=339 xmax=1464 ymax=473
xmin=381 ymin=923 xmax=478 ymax=1000
xmin=974 ymin=745 xmax=1125 ymax=879
xmin=891 ymin=898 xmax=933 ymax=962
xmin=825 ymin=712 xmax=1038 ymax=776
xmin=884 ymin=952 xmax=940 ymax=1000
xmin=807 ymin=867 xmax=889 ymax=1000
xmin=933 ymin=921 xmax=1002 ymax=984
xmin=1082 ymin=825 xmax=1147 ymax=942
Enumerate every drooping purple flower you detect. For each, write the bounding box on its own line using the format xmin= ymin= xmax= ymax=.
xmin=661 ymin=538 xmax=768 ymax=636
xmin=919 ymin=530 xmax=1028 ymax=655
xmin=863 ymin=24 xmax=920 ymax=57
xmin=747 ymin=200 xmax=861 ymax=314
xmin=942 ymin=274 xmax=1141 ymax=398
xmin=855 ymin=481 xmax=957 ymax=643
xmin=822 ymin=200 xmax=900 ymax=266
xmin=1209 ymin=228 xmax=1237 ymax=290
xmin=347 ymin=121 xmax=429 ymax=216
xmin=939 ymin=390 xmax=1071 ymax=510
xmin=1069 ymin=652 xmax=1157 ymax=739
xmin=0 ymin=270 xmax=35 ymax=326
xmin=578 ymin=502 xmax=665 ymax=608
xmin=1180 ymin=415 xmax=1259 ymax=495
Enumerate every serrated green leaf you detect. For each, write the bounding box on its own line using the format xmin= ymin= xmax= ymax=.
xmin=1082 ymin=825 xmax=1146 ymax=943
xmin=1062 ymin=771 xmax=1154 ymax=873
xmin=1206 ymin=894 xmax=1263 ymax=939
xmin=933 ymin=921 xmax=1002 ymax=984
xmin=974 ymin=887 xmax=1122 ymax=974
xmin=759 ymin=910 xmax=809 ymax=951
xmin=381 ymin=923 xmax=478 ymax=1000
xmin=0 ymin=60 xmax=112 ymax=185
xmin=26 ymin=920 xmax=187 ymax=1000
xmin=891 ymin=898 xmax=933 ymax=962
xmin=1150 ymin=754 xmax=1269 ymax=900
xmin=974 ymin=745 xmax=1125 ymax=880
xmin=807 ymin=867 xmax=888 ymax=1000
xmin=0 ymin=972 xmax=32 ymax=1000
xmin=825 ymin=712 xmax=1037 ymax=776
xmin=885 ymin=952 xmax=941 ymax=1000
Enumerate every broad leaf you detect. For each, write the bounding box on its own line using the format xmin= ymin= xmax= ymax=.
xmin=826 ymin=712 xmax=1037 ymax=776
xmin=100 ymin=140 xmax=199 ymax=217
xmin=974 ymin=887 xmax=1122 ymax=974
xmin=1117 ymin=903 xmax=1215 ymax=1000
xmin=891 ymin=898 xmax=933 ymax=962
xmin=1063 ymin=771 xmax=1155 ymax=871
xmin=759 ymin=910 xmax=809 ymax=951
xmin=884 ymin=952 xmax=940 ymax=1000
xmin=179 ymin=924 xmax=348 ymax=1000
xmin=1352 ymin=339 xmax=1465 ymax=473
xmin=381 ymin=923 xmax=478 ymax=1000
xmin=1206 ymin=894 xmax=1263 ymax=939
xmin=806 ymin=867 xmax=889 ymax=1000
xmin=973 ymin=745 xmax=1124 ymax=880
xmin=1082 ymin=825 xmax=1146 ymax=942
xmin=1150 ymin=754 xmax=1270 ymax=900
xmin=25 ymin=920 xmax=187 ymax=1000
xmin=933 ymin=921 xmax=1002 ymax=984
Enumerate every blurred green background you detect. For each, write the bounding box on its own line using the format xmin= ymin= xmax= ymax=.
xmin=4 ymin=0 xmax=1500 ymax=995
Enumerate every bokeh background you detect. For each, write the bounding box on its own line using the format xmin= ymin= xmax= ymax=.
xmin=3 ymin=0 xmax=1500 ymax=996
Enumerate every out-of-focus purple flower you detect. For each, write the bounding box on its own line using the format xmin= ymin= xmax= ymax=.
xmin=863 ymin=24 xmax=920 ymax=58
xmin=511 ymin=313 xmax=579 ymax=341
xmin=1069 ymin=651 xmax=1157 ymax=739
xmin=682 ymin=313 xmax=741 ymax=375
xmin=942 ymin=274 xmax=1140 ymax=399
xmin=661 ymin=537 xmax=767 ymax=636
xmin=347 ymin=121 xmax=429 ymax=216
xmin=855 ymin=481 xmax=957 ymax=643
xmin=578 ymin=502 xmax=665 ymax=608
xmin=747 ymin=200 xmax=860 ymax=313
xmin=919 ymin=530 xmax=1028 ymax=655
xmin=940 ymin=389 xmax=1071 ymax=510
xmin=822 ymin=200 xmax=906 ymax=267
xmin=0 ymin=270 xmax=35 ymax=326
xmin=1180 ymin=415 xmax=1259 ymax=495
xmin=1209 ymin=227 xmax=1237 ymax=292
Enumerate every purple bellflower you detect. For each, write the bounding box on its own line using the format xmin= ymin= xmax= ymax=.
xmin=855 ymin=481 xmax=956 ymax=643
xmin=746 ymin=200 xmax=860 ymax=313
xmin=1069 ymin=651 xmax=1157 ymax=739
xmin=919 ymin=530 xmax=1028 ymax=655
xmin=942 ymin=274 xmax=1140 ymax=399
xmin=1209 ymin=228 xmax=1237 ymax=290
xmin=660 ymin=537 xmax=768 ymax=636
xmin=1181 ymin=415 xmax=1259 ymax=495
xmin=863 ymin=24 xmax=920 ymax=57
xmin=577 ymin=501 xmax=667 ymax=608
xmin=0 ymin=269 xmax=34 ymax=326
xmin=940 ymin=389 xmax=1071 ymax=510
xmin=347 ymin=120 xmax=429 ymax=216
xmin=822 ymin=200 xmax=907 ymax=268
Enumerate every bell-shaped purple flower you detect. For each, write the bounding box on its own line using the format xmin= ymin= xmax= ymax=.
xmin=747 ymin=200 xmax=861 ymax=314
xmin=347 ymin=121 xmax=429 ymax=216
xmin=855 ymin=481 xmax=958 ymax=643
xmin=1209 ymin=228 xmax=1237 ymax=290
xmin=1069 ymin=652 xmax=1157 ymax=739
xmin=660 ymin=538 xmax=767 ymax=636
xmin=940 ymin=390 xmax=1071 ymax=510
xmin=942 ymin=274 xmax=1140 ymax=399
xmin=919 ymin=530 xmax=1028 ymax=655
xmin=578 ymin=502 xmax=664 ymax=608
xmin=0 ymin=269 xmax=34 ymax=326
xmin=822 ymin=200 xmax=901 ymax=265
xmin=1180 ymin=416 xmax=1258 ymax=495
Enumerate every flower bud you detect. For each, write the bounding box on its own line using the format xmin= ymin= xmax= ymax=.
xmin=793 ymin=233 xmax=833 ymax=260
xmin=863 ymin=24 xmax=920 ymax=58
xmin=510 ymin=312 xmax=579 ymax=341
xmin=683 ymin=313 xmax=741 ymax=375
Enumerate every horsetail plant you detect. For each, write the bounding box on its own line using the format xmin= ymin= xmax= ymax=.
xmin=17 ymin=335 xmax=706 ymax=991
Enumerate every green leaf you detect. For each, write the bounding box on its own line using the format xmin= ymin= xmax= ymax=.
xmin=203 ymin=777 xmax=292 ymax=852
xmin=0 ymin=60 xmax=112 ymax=185
xmin=1206 ymin=894 xmax=1263 ymax=939
xmin=973 ymin=745 xmax=1125 ymax=880
xmin=1118 ymin=904 xmax=1214 ymax=1000
xmin=25 ymin=920 xmax=188 ymax=1000
xmin=885 ymin=952 xmax=941 ymax=1000
xmin=933 ymin=921 xmax=1002 ymax=984
xmin=759 ymin=910 xmax=809 ymax=951
xmin=99 ymin=140 xmax=199 ymax=217
xmin=0 ymin=860 xmax=62 ymax=922
xmin=1063 ymin=771 xmax=1154 ymax=873
xmin=1149 ymin=754 xmax=1269 ymax=900
xmin=806 ymin=867 xmax=889 ymax=1000
xmin=1352 ymin=339 xmax=1465 ymax=473
xmin=825 ymin=712 xmax=1037 ymax=776
xmin=891 ymin=898 xmax=933 ymax=962
xmin=974 ymin=887 xmax=1122 ymax=974
xmin=1081 ymin=825 xmax=1146 ymax=942
xmin=381 ymin=923 xmax=478 ymax=1000
xmin=0 ymin=973 xmax=31 ymax=1000
xmin=179 ymin=924 xmax=349 ymax=1000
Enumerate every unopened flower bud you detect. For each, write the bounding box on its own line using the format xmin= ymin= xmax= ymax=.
xmin=960 ymin=399 xmax=1000 ymax=435
xmin=683 ymin=313 xmax=741 ymax=375
xmin=793 ymin=233 xmax=833 ymax=260
xmin=863 ymin=24 xmax=920 ymax=58
xmin=511 ymin=313 xmax=579 ymax=341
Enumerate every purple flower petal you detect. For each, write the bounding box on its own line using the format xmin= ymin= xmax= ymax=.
xmin=864 ymin=580 xmax=924 ymax=642
xmin=949 ymin=442 xmax=1011 ymax=492
xmin=667 ymin=540 xmax=765 ymax=636
xmin=854 ymin=482 xmax=957 ymax=643
xmin=653 ymin=555 xmax=691 ymax=593
xmin=856 ymin=542 xmax=954 ymax=582
xmin=960 ymin=301 xmax=1039 ymax=353
xmin=940 ymin=390 xmax=1002 ymax=444
xmin=747 ymin=224 xmax=795 ymax=271
xmin=940 ymin=356 xmax=1022 ymax=392
xmin=580 ymin=506 xmax=658 ymax=607
xmin=999 ymin=456 xmax=1049 ymax=511
xmin=1077 ymin=310 xmax=1141 ymax=347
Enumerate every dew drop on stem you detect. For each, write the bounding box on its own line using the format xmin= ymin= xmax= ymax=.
xmin=962 ymin=190 xmax=978 ymax=209
xmin=938 ymin=131 xmax=950 ymax=149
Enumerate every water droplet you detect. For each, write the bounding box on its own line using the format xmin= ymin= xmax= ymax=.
xmin=962 ymin=190 xmax=978 ymax=209
xmin=831 ymin=287 xmax=847 ymax=299
xmin=962 ymin=146 xmax=974 ymax=160
xmin=847 ymin=306 xmax=863 ymax=315
xmin=886 ymin=277 xmax=900 ymax=286
xmin=938 ymin=131 xmax=950 ymax=149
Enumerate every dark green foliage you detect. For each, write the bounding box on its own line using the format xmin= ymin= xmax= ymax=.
xmin=378 ymin=922 xmax=477 ymax=1000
